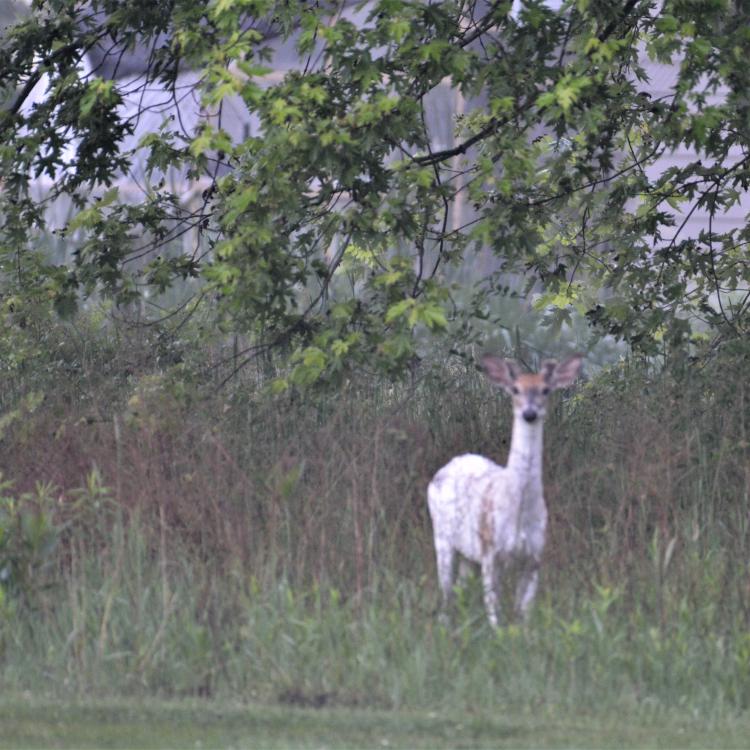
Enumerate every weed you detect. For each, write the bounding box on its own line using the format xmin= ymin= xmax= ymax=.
xmin=0 ymin=342 xmax=748 ymax=719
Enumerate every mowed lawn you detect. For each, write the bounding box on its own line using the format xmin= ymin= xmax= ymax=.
xmin=2 ymin=697 xmax=749 ymax=749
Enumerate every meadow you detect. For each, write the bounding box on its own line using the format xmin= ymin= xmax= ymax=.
xmin=1 ymin=321 xmax=749 ymax=747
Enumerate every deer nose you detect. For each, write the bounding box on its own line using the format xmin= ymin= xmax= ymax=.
xmin=522 ymin=408 xmax=538 ymax=423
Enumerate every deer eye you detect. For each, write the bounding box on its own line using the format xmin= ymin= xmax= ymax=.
xmin=511 ymin=386 xmax=520 ymax=395
xmin=542 ymin=386 xmax=550 ymax=395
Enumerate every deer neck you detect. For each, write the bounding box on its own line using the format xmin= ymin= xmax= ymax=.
xmin=507 ymin=415 xmax=544 ymax=493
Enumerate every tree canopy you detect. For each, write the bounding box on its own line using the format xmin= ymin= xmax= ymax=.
xmin=1 ymin=0 xmax=749 ymax=383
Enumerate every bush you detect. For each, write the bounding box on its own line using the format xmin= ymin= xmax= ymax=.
xmin=0 ymin=329 xmax=749 ymax=716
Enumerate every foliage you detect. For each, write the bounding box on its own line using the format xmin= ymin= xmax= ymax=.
xmin=0 ymin=341 xmax=749 ymax=721
xmin=0 ymin=477 xmax=59 ymax=607
xmin=1 ymin=1 xmax=749 ymax=381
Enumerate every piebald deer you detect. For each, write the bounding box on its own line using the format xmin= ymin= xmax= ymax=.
xmin=427 ymin=354 xmax=583 ymax=627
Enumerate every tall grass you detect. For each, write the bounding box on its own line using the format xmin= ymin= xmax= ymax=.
xmin=0 ymin=338 xmax=749 ymax=718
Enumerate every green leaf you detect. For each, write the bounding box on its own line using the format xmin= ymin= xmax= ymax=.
xmin=385 ymin=298 xmax=414 ymax=324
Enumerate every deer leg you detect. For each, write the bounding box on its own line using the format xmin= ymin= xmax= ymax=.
xmin=480 ymin=555 xmax=500 ymax=627
xmin=514 ymin=561 xmax=540 ymax=620
xmin=434 ymin=543 xmax=455 ymax=624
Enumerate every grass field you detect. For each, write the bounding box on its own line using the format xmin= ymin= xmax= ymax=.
xmin=1 ymin=332 xmax=750 ymax=746
xmin=3 ymin=696 xmax=750 ymax=749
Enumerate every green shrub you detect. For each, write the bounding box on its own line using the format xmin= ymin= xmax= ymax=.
xmin=0 ymin=329 xmax=749 ymax=718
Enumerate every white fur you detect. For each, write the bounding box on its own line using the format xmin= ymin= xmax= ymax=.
xmin=427 ymin=355 xmax=582 ymax=626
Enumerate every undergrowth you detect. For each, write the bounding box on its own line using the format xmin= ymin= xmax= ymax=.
xmin=0 ymin=325 xmax=749 ymax=718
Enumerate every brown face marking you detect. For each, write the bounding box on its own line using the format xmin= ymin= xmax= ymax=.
xmin=510 ymin=374 xmax=550 ymax=412
xmin=516 ymin=373 xmax=545 ymax=387
xmin=514 ymin=373 xmax=546 ymax=393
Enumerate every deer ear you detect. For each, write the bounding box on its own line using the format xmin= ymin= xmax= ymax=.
xmin=542 ymin=354 xmax=583 ymax=390
xmin=481 ymin=356 xmax=522 ymax=393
